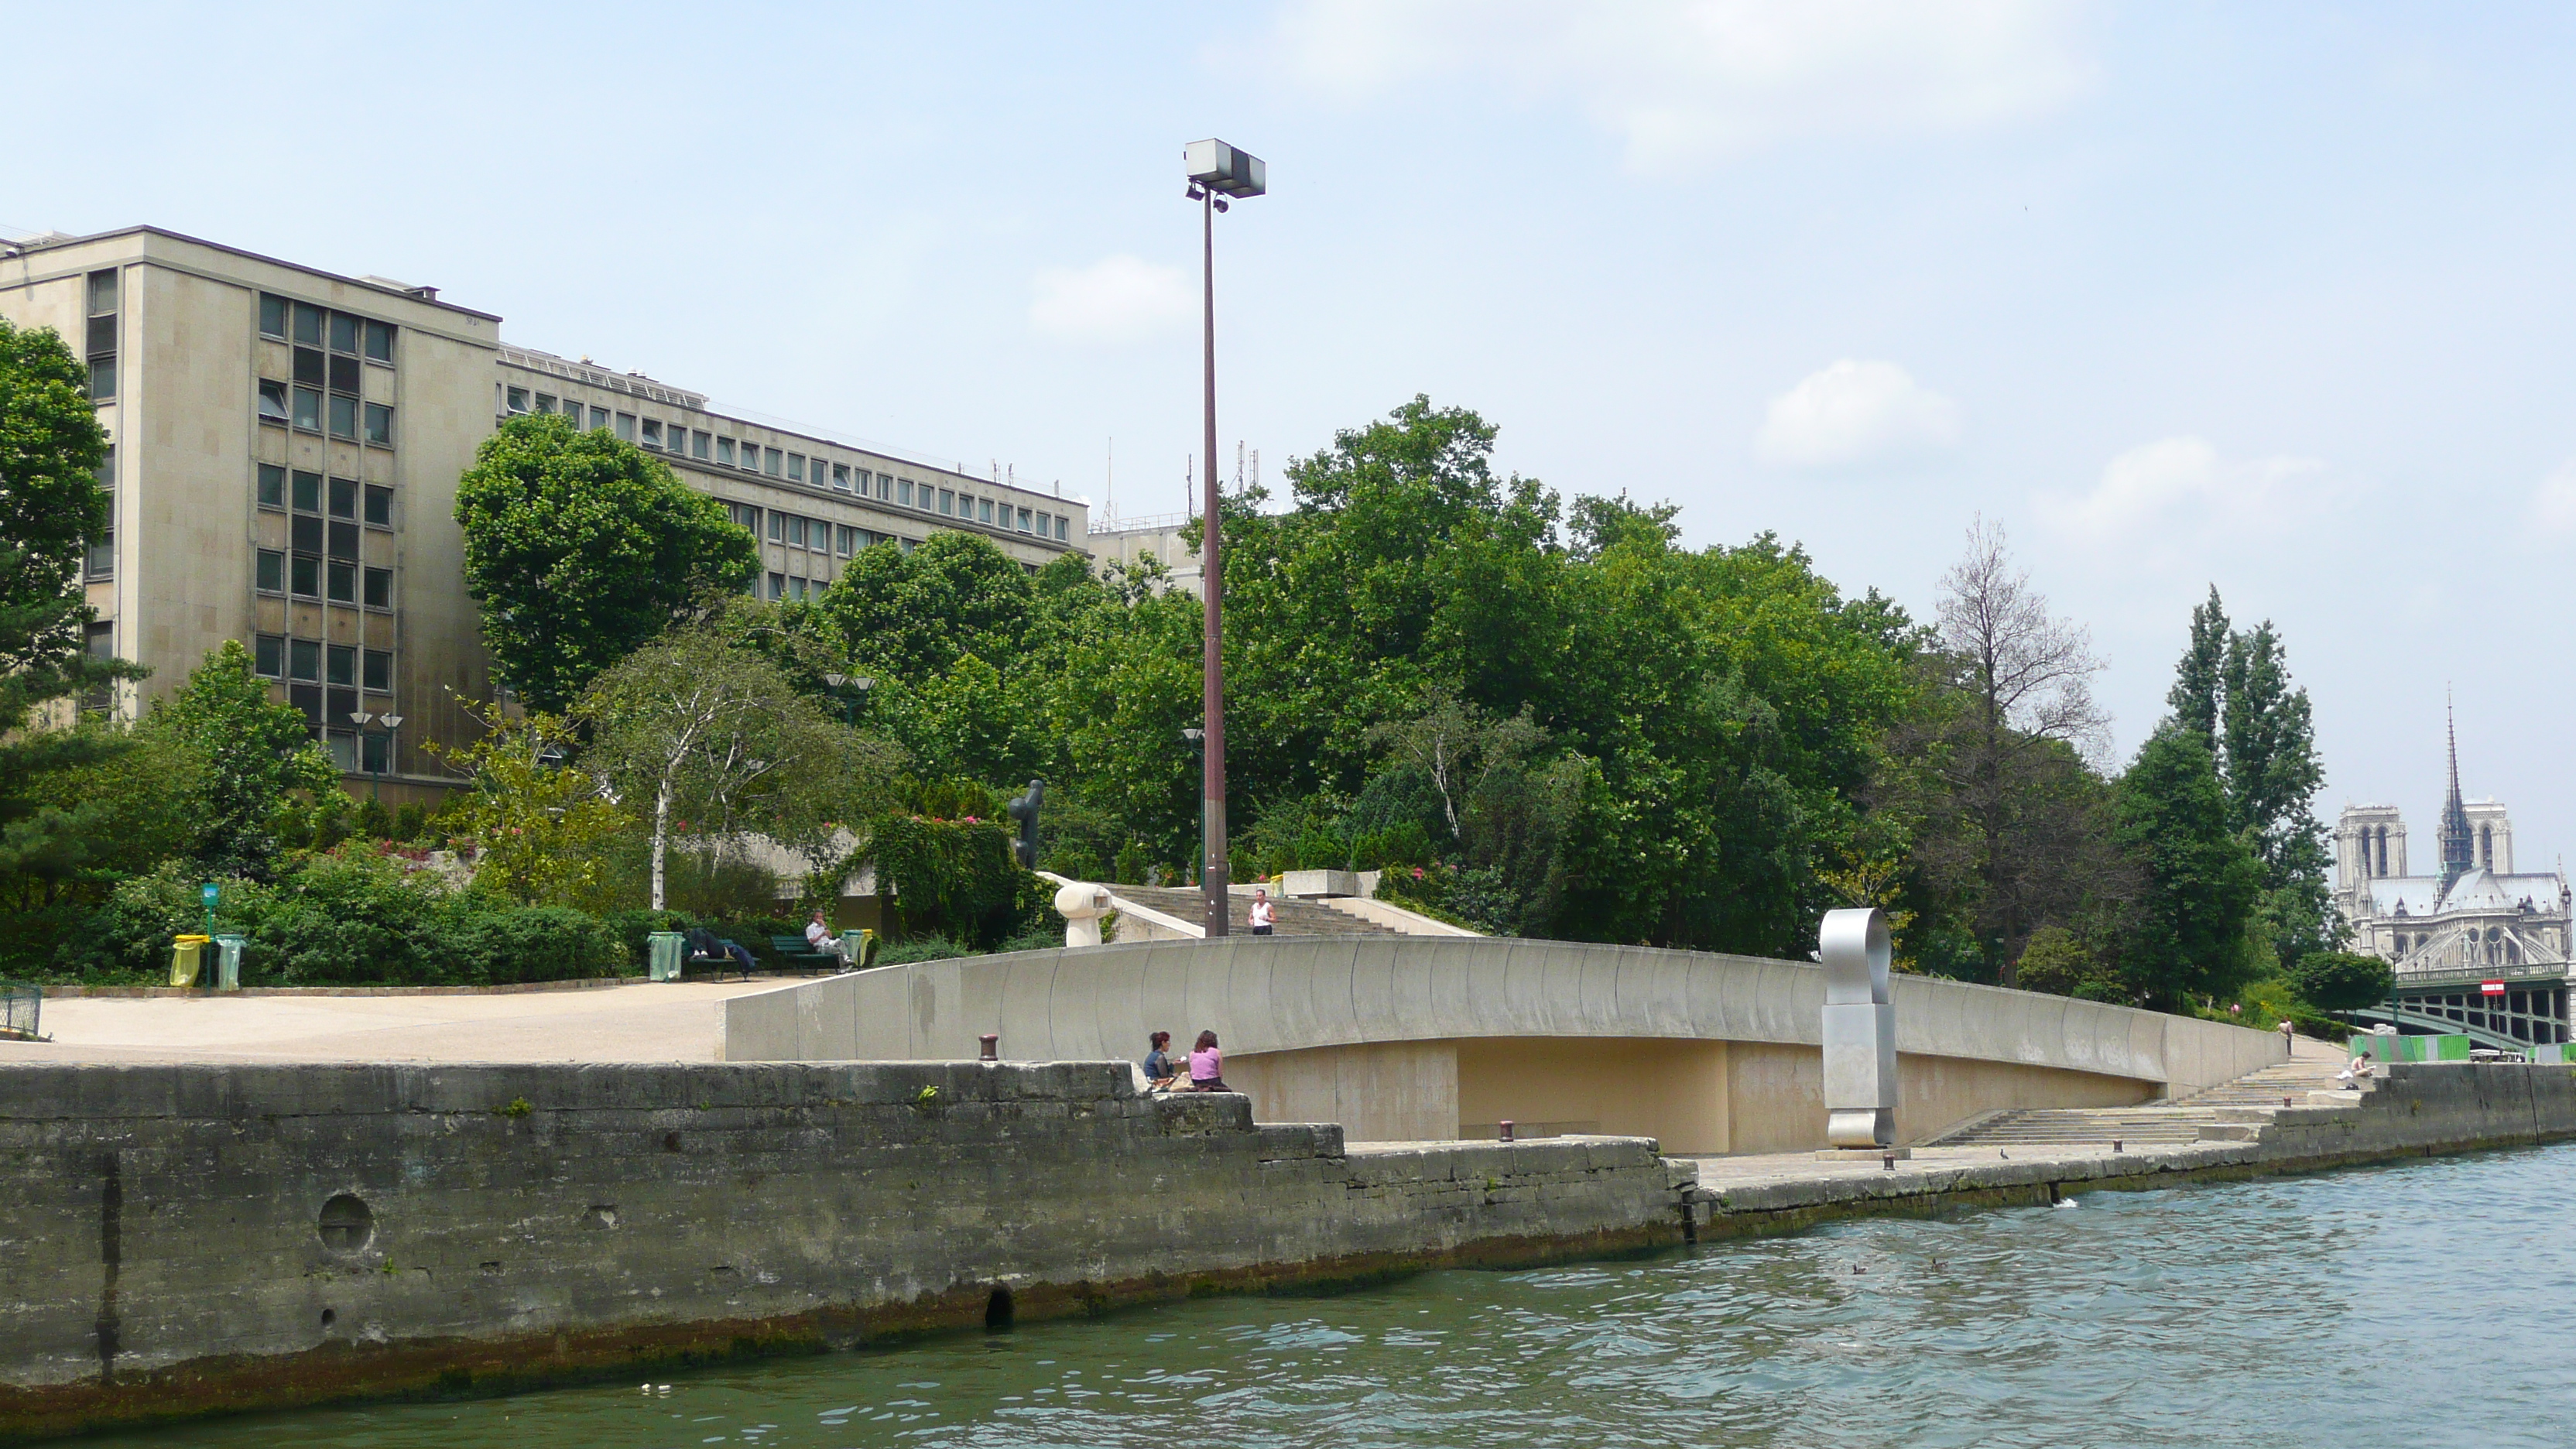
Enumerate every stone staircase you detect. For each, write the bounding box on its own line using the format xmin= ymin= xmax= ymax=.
xmin=1110 ymin=886 xmax=1397 ymax=938
xmin=1924 ymin=1050 xmax=2355 ymax=1150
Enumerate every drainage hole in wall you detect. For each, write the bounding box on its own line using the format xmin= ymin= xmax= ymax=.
xmin=985 ymin=1287 xmax=1014 ymax=1331
xmin=663 ymin=1132 xmax=681 ymax=1153
xmin=317 ymin=1193 xmax=374 ymax=1255
xmin=581 ymin=1204 xmax=618 ymax=1230
xmin=320 ymin=1308 xmax=336 ymax=1328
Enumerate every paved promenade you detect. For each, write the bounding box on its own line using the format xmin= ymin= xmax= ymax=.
xmin=2 ymin=981 xmax=781 ymax=1064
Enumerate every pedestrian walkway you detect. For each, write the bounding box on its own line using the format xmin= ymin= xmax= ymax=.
xmin=1923 ymin=1036 xmax=2351 ymax=1149
xmin=1113 ymin=885 xmax=1397 ymax=937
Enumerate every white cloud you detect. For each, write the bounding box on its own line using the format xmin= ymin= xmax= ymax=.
xmin=1754 ymin=359 xmax=1962 ymax=469
xmin=1028 ymin=255 xmax=1193 ymax=343
xmin=2039 ymin=436 xmax=2335 ymax=546
xmin=2531 ymin=460 xmax=2576 ymax=533
xmin=1273 ymin=0 xmax=2095 ymax=167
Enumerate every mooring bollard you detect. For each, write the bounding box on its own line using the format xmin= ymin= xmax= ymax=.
xmin=2283 ymin=1096 xmax=2292 ymax=1108
xmin=980 ymin=1033 xmax=999 ymax=1062
xmin=1881 ymin=1154 xmax=1895 ymax=1171
xmin=2112 ymin=1138 xmax=2122 ymax=1153
xmin=1499 ymin=1119 xmax=1515 ymax=1142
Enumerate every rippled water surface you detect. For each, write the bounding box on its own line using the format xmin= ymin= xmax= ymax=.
xmin=98 ymin=1144 xmax=2576 ymax=1449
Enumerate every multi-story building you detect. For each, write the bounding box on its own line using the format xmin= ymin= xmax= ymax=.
xmin=0 ymin=226 xmax=1088 ymax=802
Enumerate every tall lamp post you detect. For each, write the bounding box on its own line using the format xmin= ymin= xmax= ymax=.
xmin=1184 ymin=137 xmax=1265 ymax=937
xmin=348 ymin=711 xmax=404 ymax=805
xmin=823 ymin=673 xmax=874 ymax=726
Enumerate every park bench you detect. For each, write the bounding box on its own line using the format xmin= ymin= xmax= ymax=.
xmin=767 ymin=934 xmax=841 ymax=971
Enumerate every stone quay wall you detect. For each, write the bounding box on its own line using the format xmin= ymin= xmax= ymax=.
xmin=0 ymin=1060 xmax=1694 ymax=1442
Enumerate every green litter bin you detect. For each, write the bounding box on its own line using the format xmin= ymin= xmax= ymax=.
xmin=841 ymin=928 xmax=879 ymax=971
xmin=170 ymin=933 xmax=210 ymax=988
xmin=211 ymin=934 xmax=245 ymax=991
xmin=647 ymin=930 xmax=686 ymax=982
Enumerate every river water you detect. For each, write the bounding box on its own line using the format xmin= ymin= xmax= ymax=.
xmin=96 ymin=1143 xmax=2576 ymax=1449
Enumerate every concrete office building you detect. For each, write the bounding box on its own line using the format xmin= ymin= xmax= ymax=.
xmin=0 ymin=227 xmax=1087 ymax=801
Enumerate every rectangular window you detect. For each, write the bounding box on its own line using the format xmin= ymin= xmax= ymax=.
xmin=290 ymin=514 xmax=323 ymax=553
xmin=292 ymin=553 xmax=321 ymax=597
xmin=589 ymin=406 xmax=608 ymax=430
xmin=786 ymin=453 xmax=807 ymax=482
xmin=328 ymin=313 xmax=359 ymax=353
xmin=87 ymin=358 xmax=115 ymax=400
xmin=291 ymin=470 xmax=322 ymax=513
xmin=82 ymin=622 xmax=115 ymax=710
xmin=832 ymin=463 xmax=850 ymax=491
xmin=364 ymin=403 xmax=392 ymax=445
xmin=1035 ymin=512 xmax=1049 ymax=537
xmin=837 ymin=525 xmax=855 ymax=556
xmin=363 ymin=320 xmax=395 ymax=362
xmin=364 ymin=485 xmax=392 ymax=527
xmin=642 ymin=420 xmax=663 ymax=448
xmin=505 ymin=386 xmax=531 ymax=413
xmin=87 ymin=314 xmax=117 ymax=356
xmin=768 ymin=512 xmax=784 ymax=543
xmin=292 ymin=386 xmax=322 ymax=431
xmin=533 ymin=394 xmax=556 ymax=415
xmin=763 ymin=448 xmax=783 ymax=476
xmin=255 ymin=633 xmax=285 ymax=677
xmin=259 ymin=464 xmax=286 ymax=509
xmin=326 ymin=644 xmax=357 ymax=687
xmin=257 ymin=550 xmax=286 ymax=592
xmin=362 ymin=648 xmax=392 ymax=692
xmin=328 ymin=520 xmax=359 ymax=559
xmin=327 ymin=694 xmax=357 ymax=738
xmin=1056 ymin=516 xmax=1068 ymax=541
xmin=329 ymin=354 xmax=361 ymax=394
xmin=726 ymin=502 xmax=759 ymax=532
xmin=289 ymin=638 xmax=321 ymax=681
xmin=716 ymin=437 xmax=737 ymax=466
xmin=364 ymin=567 xmax=392 ymax=609
xmin=87 ymin=269 xmax=117 ymax=315
xmin=899 ymin=479 xmax=914 ymax=507
xmin=769 ymin=571 xmax=786 ymax=601
xmin=295 ymin=348 xmax=326 ymax=387
xmin=327 ymin=560 xmax=358 ymax=602
xmin=258 ymin=379 xmax=290 ymax=423
xmin=293 ymin=302 xmax=324 ymax=345
xmin=938 ymin=488 xmax=954 ymax=516
xmin=1016 ymin=507 xmax=1032 ymax=533
xmin=260 ymin=294 xmax=289 ymax=338
xmin=328 ymin=476 xmax=358 ymax=518
xmin=692 ymin=430 xmax=710 ymax=460
xmin=327 ymin=394 xmax=358 ymax=439
xmin=615 ymin=413 xmax=636 ymax=441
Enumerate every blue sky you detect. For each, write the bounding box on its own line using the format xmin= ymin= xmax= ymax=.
xmin=13 ymin=2 xmax=2574 ymax=862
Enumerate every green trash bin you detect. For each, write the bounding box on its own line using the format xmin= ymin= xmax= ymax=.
xmin=211 ymin=934 xmax=245 ymax=992
xmin=647 ymin=930 xmax=686 ymax=982
xmin=841 ymin=929 xmax=879 ymax=971
xmin=170 ymin=933 xmax=209 ymax=988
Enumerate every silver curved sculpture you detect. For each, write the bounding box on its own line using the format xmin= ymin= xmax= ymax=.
xmin=1820 ymin=906 xmax=1896 ymax=1149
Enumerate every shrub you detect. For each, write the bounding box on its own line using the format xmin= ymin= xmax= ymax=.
xmin=438 ymin=903 xmax=623 ymax=985
xmin=875 ymin=934 xmax=975 ymax=966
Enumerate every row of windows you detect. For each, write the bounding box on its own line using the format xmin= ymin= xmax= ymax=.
xmin=87 ymin=446 xmax=115 ymax=579
xmin=253 ymin=635 xmax=392 ymax=691
xmin=255 ymin=549 xmax=395 ymax=608
xmin=259 ymin=295 xmax=396 ymax=363
xmin=86 ymin=269 xmax=118 ymax=402
xmin=258 ymin=379 xmax=395 ymax=444
xmin=769 ymin=512 xmax=881 ymax=557
xmin=500 ymin=385 xmax=1072 ymax=542
xmin=259 ymin=465 xmax=394 ymax=526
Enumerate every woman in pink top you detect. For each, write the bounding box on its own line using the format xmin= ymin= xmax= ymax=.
xmin=1188 ymin=1029 xmax=1228 ymax=1092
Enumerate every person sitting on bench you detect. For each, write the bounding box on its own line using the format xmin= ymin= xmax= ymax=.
xmin=804 ymin=909 xmax=849 ymax=969
xmin=683 ymin=923 xmax=755 ymax=976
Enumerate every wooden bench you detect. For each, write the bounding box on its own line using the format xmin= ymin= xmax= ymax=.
xmin=768 ymin=934 xmax=841 ymax=971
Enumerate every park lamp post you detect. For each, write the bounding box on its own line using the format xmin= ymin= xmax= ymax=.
xmin=1184 ymin=137 xmax=1264 ymax=937
xmin=348 ymin=711 xmax=404 ymax=804
xmin=823 ymin=673 xmax=874 ymax=726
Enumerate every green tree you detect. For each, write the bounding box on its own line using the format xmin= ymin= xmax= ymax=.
xmin=2290 ymin=950 xmax=2395 ymax=1015
xmin=151 ymin=642 xmax=338 ymax=879
xmin=2113 ymin=724 xmax=2264 ymax=1008
xmin=2167 ymin=587 xmax=2229 ymax=745
xmin=455 ymin=413 xmax=759 ymax=711
xmin=433 ymin=702 xmax=634 ymax=912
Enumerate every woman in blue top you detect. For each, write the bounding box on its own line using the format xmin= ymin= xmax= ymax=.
xmin=1142 ymin=1031 xmax=1175 ymax=1088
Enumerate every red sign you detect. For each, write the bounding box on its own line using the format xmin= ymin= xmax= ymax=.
xmin=2482 ymin=981 xmax=2506 ymax=995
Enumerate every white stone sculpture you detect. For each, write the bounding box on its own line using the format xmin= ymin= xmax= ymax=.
xmin=1821 ymin=906 xmax=1896 ymax=1149
xmin=1055 ymin=881 xmax=1114 ymax=948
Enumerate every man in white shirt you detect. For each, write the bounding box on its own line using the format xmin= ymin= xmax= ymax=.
xmin=805 ymin=909 xmax=849 ymax=970
xmin=1248 ymin=889 xmax=1276 ymax=937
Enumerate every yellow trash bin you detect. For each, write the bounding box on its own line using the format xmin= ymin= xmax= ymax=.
xmin=170 ymin=933 xmax=211 ymax=988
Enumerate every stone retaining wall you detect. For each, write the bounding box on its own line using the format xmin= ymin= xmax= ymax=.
xmin=0 ymin=1060 xmax=1691 ymax=1442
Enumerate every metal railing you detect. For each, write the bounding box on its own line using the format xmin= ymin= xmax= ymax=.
xmin=0 ymin=981 xmax=39 ymax=1041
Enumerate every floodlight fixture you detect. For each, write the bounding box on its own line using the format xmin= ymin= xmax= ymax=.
xmin=1185 ymin=139 xmax=1266 ymax=199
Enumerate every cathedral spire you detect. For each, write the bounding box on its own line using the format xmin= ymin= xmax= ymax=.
xmin=2439 ymin=693 xmax=2474 ymax=891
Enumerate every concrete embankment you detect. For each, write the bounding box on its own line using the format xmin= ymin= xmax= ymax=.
xmin=1690 ymin=1060 xmax=2576 ymax=1236
xmin=0 ymin=1060 xmax=1694 ymax=1442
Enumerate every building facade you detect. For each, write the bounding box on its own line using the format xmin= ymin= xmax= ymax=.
xmin=2334 ymin=712 xmax=2573 ymax=1043
xmin=0 ymin=227 xmax=1087 ymax=800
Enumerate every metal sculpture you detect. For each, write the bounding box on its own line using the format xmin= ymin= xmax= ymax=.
xmin=1821 ymin=906 xmax=1897 ymax=1149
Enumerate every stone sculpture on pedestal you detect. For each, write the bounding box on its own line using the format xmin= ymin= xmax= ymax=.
xmin=1821 ymin=906 xmax=1897 ymax=1149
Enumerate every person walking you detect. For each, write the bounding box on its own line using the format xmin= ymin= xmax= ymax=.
xmin=2279 ymin=1016 xmax=2296 ymax=1053
xmin=1187 ymin=1030 xmax=1228 ymax=1092
xmin=1248 ymin=889 xmax=1276 ymax=937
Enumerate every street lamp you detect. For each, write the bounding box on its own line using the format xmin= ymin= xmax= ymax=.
xmin=348 ymin=711 xmax=404 ymax=804
xmin=823 ymin=673 xmax=875 ymax=726
xmin=1184 ymin=137 xmax=1265 ymax=937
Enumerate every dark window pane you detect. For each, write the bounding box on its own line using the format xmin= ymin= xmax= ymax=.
xmin=260 ymin=294 xmax=289 ymax=337
xmin=327 ymin=560 xmax=357 ymax=601
xmin=292 ymin=386 xmax=321 ymax=431
xmin=294 ymin=347 xmax=325 ymax=387
xmin=327 ymin=688 xmax=358 ymax=731
xmin=361 ymin=731 xmax=389 ymax=773
xmin=291 ymin=514 xmax=323 ymax=553
xmin=364 ymin=567 xmax=392 ymax=609
xmin=255 ymin=634 xmax=284 ymax=677
xmin=363 ymin=402 xmax=392 ymax=446
xmin=362 ymin=320 xmax=394 ymax=361
xmin=363 ymin=485 xmax=392 ymax=526
xmin=362 ymin=649 xmax=391 ymax=691
xmin=292 ymin=303 xmax=324 ymax=345
xmin=291 ymin=470 xmax=321 ymax=512
xmin=328 ymin=354 xmax=361 ymax=394
xmin=327 ymin=645 xmax=356 ymax=687
xmin=291 ymin=553 xmax=320 ymax=597
xmin=328 ymin=476 xmax=357 ymax=518
xmin=327 ymin=394 xmax=357 ymax=439
xmin=87 ymin=358 xmax=115 ymax=399
xmin=87 ymin=314 xmax=115 ymax=355
xmin=259 ymin=379 xmax=290 ymax=423
xmin=329 ymin=312 xmax=358 ymax=353
xmin=259 ymin=464 xmax=286 ymax=508
xmin=256 ymin=550 xmax=285 ymax=592
xmin=87 ymin=269 xmax=117 ymax=315
xmin=289 ymin=639 xmax=321 ymax=681
xmin=290 ymin=683 xmax=323 ymax=726
xmin=327 ymin=520 xmax=359 ymax=559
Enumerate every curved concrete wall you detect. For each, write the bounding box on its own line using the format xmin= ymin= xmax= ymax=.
xmin=724 ymin=937 xmax=2283 ymax=1151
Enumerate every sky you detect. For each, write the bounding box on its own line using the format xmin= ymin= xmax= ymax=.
xmin=10 ymin=1 xmax=2573 ymax=863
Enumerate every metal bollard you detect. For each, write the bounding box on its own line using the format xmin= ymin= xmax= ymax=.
xmin=979 ymin=1033 xmax=999 ymax=1062
xmin=1498 ymin=1119 xmax=1515 ymax=1142
xmin=1881 ymin=1154 xmax=1895 ymax=1171
xmin=2112 ymin=1139 xmax=2122 ymax=1153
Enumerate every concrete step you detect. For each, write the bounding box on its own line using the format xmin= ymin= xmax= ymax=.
xmin=1109 ymin=886 xmax=1397 ymax=937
